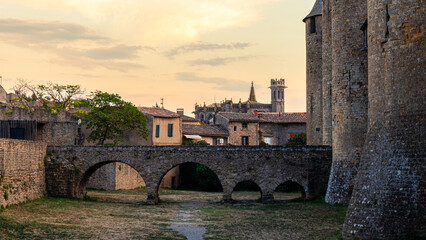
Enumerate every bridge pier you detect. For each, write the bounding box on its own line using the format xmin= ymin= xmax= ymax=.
xmin=222 ymin=194 xmax=233 ymax=203
xmin=261 ymin=193 xmax=274 ymax=204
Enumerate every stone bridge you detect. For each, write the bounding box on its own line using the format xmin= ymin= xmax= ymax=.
xmin=45 ymin=145 xmax=332 ymax=204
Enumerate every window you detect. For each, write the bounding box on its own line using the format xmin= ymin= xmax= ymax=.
xmin=361 ymin=20 xmax=368 ymax=50
xmin=310 ymin=17 xmax=316 ymax=34
xmin=264 ymin=137 xmax=272 ymax=145
xmin=10 ymin=128 xmax=25 ymax=140
xmin=234 ymin=126 xmax=237 ymax=131
xmin=242 ymin=123 xmax=248 ymax=129
xmin=155 ymin=125 xmax=160 ymax=138
xmin=168 ymin=124 xmax=173 ymax=137
xmin=242 ymin=136 xmax=249 ymax=146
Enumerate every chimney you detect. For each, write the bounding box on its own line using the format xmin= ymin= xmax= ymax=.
xmin=176 ymin=108 xmax=184 ymax=116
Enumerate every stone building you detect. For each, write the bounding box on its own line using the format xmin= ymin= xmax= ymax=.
xmin=0 ymin=85 xmax=6 ymax=103
xmin=215 ymin=112 xmax=260 ymax=146
xmin=182 ymin=124 xmax=228 ymax=145
xmin=304 ymin=0 xmax=425 ymax=238
xmin=258 ymin=112 xmax=306 ymax=145
xmin=194 ymin=79 xmax=287 ymax=124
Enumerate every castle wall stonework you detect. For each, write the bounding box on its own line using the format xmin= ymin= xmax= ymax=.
xmin=325 ymin=0 xmax=369 ymax=205
xmin=305 ymin=15 xmax=323 ymax=145
xmin=45 ymin=145 xmax=332 ymax=204
xmin=342 ymin=0 xmax=426 ymax=238
xmin=321 ymin=0 xmax=332 ymax=146
xmin=0 ymin=139 xmax=46 ymax=208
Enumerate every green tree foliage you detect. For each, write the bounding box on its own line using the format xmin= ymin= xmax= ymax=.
xmin=83 ymin=91 xmax=148 ymax=145
xmin=177 ymin=163 xmax=222 ymax=192
xmin=182 ymin=139 xmax=209 ymax=146
xmin=286 ymin=133 xmax=307 ymax=145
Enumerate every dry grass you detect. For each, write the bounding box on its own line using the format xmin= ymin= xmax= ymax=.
xmin=0 ymin=188 xmax=347 ymax=239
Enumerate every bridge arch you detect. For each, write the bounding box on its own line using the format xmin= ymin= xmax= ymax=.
xmin=272 ymin=179 xmax=307 ymax=202
xmin=151 ymin=161 xmax=225 ymax=203
xmin=76 ymin=160 xmax=147 ymax=200
xmin=229 ymin=179 xmax=264 ymax=202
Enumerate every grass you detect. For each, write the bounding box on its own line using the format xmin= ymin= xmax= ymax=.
xmin=0 ymin=188 xmax=348 ymax=239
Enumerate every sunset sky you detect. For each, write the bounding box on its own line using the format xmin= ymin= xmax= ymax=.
xmin=0 ymin=0 xmax=313 ymax=116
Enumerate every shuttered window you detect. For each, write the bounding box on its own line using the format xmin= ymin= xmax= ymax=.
xmin=155 ymin=125 xmax=160 ymax=138
xmin=168 ymin=124 xmax=173 ymax=137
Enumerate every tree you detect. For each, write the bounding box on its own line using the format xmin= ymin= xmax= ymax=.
xmin=10 ymin=80 xmax=84 ymax=112
xmin=286 ymin=133 xmax=307 ymax=145
xmin=83 ymin=91 xmax=148 ymax=145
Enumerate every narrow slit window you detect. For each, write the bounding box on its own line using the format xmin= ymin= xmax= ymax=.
xmin=310 ymin=17 xmax=316 ymax=34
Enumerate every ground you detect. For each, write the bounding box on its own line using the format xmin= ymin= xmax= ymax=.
xmin=0 ymin=188 xmax=347 ymax=239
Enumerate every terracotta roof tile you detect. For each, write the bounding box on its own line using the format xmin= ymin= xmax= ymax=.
xmin=216 ymin=112 xmax=260 ymax=122
xmin=182 ymin=115 xmax=200 ymax=122
xmin=137 ymin=107 xmax=181 ymax=118
xmin=258 ymin=112 xmax=307 ymax=123
xmin=183 ymin=124 xmax=229 ymax=137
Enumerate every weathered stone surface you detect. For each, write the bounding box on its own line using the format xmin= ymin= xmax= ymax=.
xmin=342 ymin=0 xmax=426 ymax=238
xmin=326 ymin=0 xmax=369 ymax=205
xmin=45 ymin=145 xmax=332 ymax=204
xmin=321 ymin=0 xmax=332 ymax=146
xmin=305 ymin=12 xmax=323 ymax=146
xmin=0 ymin=139 xmax=46 ymax=208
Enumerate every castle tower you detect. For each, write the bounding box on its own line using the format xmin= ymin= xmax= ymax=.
xmin=269 ymin=78 xmax=287 ymax=113
xmin=248 ymin=81 xmax=257 ymax=102
xmin=321 ymin=0 xmax=332 ymax=146
xmin=343 ymin=0 xmax=425 ymax=238
xmin=303 ymin=0 xmax=323 ymax=145
xmin=325 ymin=0 xmax=368 ymax=204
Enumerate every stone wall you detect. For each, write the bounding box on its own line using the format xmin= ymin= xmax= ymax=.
xmin=321 ymin=0 xmax=332 ymax=146
xmin=305 ymin=15 xmax=323 ymax=145
xmin=326 ymin=0 xmax=368 ymax=205
xmin=342 ymin=0 xmax=426 ymax=238
xmin=0 ymin=139 xmax=46 ymax=208
xmin=44 ymin=145 xmax=332 ymax=204
xmin=87 ymin=163 xmax=145 ymax=190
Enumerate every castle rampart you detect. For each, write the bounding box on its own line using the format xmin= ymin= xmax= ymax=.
xmin=321 ymin=0 xmax=332 ymax=146
xmin=325 ymin=0 xmax=369 ymax=205
xmin=342 ymin=0 xmax=426 ymax=238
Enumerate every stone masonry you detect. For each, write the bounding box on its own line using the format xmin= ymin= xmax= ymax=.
xmin=325 ymin=0 xmax=369 ymax=205
xmin=342 ymin=0 xmax=426 ymax=238
xmin=44 ymin=145 xmax=332 ymax=204
xmin=0 ymin=139 xmax=47 ymax=208
xmin=304 ymin=0 xmax=323 ymax=146
xmin=321 ymin=0 xmax=332 ymax=146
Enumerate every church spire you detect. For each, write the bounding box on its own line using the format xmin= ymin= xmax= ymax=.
xmin=248 ymin=81 xmax=257 ymax=102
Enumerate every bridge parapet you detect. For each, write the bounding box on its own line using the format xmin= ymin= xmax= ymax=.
xmin=45 ymin=145 xmax=332 ymax=204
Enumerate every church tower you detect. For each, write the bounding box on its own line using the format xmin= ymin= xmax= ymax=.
xmin=248 ymin=81 xmax=257 ymax=102
xmin=270 ymin=78 xmax=287 ymax=113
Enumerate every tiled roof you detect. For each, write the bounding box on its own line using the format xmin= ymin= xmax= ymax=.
xmin=206 ymin=103 xmax=221 ymax=108
xmin=182 ymin=115 xmax=200 ymax=122
xmin=216 ymin=112 xmax=260 ymax=122
xmin=183 ymin=124 xmax=229 ymax=137
xmin=258 ymin=112 xmax=307 ymax=123
xmin=137 ymin=107 xmax=181 ymax=118
xmin=303 ymin=0 xmax=322 ymax=22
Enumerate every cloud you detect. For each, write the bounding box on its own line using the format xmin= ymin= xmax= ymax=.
xmin=188 ymin=56 xmax=255 ymax=66
xmin=176 ymin=72 xmax=250 ymax=92
xmin=84 ymin=45 xmax=141 ymax=60
xmin=0 ymin=18 xmax=107 ymax=43
xmin=165 ymin=42 xmax=250 ymax=57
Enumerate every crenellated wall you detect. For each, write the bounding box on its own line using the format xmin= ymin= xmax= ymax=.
xmin=0 ymin=139 xmax=47 ymax=208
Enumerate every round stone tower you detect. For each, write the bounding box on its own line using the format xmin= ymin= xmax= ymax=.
xmin=342 ymin=0 xmax=425 ymax=238
xmin=269 ymin=78 xmax=287 ymax=113
xmin=325 ymin=0 xmax=368 ymax=204
xmin=321 ymin=0 xmax=332 ymax=146
xmin=303 ymin=0 xmax=323 ymax=145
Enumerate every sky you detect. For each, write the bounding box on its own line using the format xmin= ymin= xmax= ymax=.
xmin=0 ymin=0 xmax=313 ymax=116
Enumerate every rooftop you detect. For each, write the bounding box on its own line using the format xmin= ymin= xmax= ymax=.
xmin=216 ymin=112 xmax=260 ymax=122
xmin=137 ymin=107 xmax=181 ymax=118
xmin=183 ymin=124 xmax=229 ymax=137
xmin=182 ymin=115 xmax=200 ymax=123
xmin=303 ymin=0 xmax=322 ymax=22
xmin=258 ymin=112 xmax=307 ymax=123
